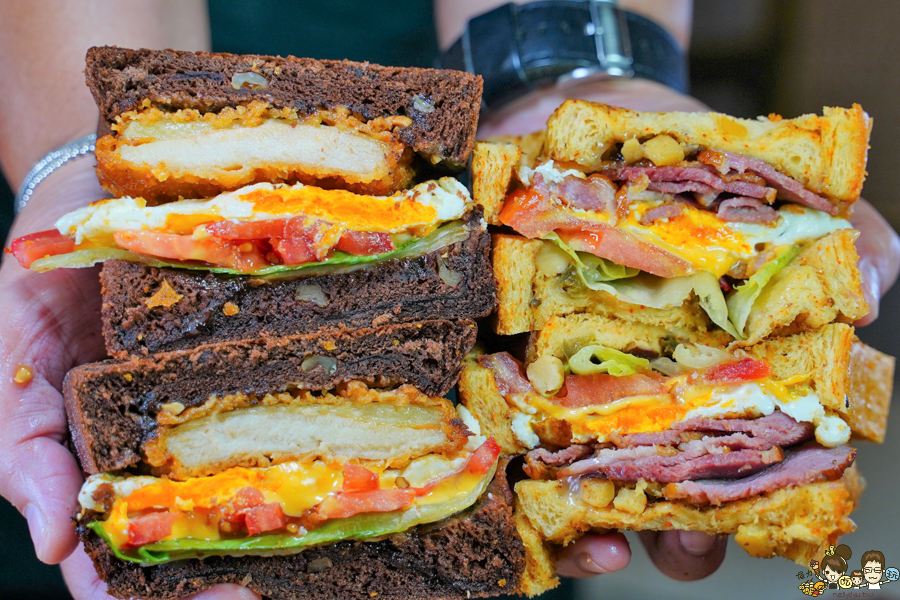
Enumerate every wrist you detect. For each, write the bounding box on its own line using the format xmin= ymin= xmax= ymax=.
xmin=10 ymin=156 xmax=105 ymax=240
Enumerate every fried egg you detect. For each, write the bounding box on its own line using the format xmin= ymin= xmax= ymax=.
xmin=57 ymin=178 xmax=471 ymax=245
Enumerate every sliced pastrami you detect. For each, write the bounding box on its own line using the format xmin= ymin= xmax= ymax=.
xmin=554 ymin=174 xmax=618 ymax=213
xmin=598 ymin=446 xmax=784 ymax=483
xmin=717 ymin=197 xmax=779 ymax=224
xmin=641 ymin=203 xmax=685 ymax=224
xmin=673 ymin=411 xmax=814 ymax=448
xmin=603 ymin=165 xmax=775 ymax=201
xmin=665 ymin=443 xmax=855 ymax=505
xmin=710 ymin=151 xmax=839 ymax=215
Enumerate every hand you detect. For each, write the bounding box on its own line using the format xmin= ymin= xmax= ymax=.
xmin=0 ymin=158 xmax=261 ymax=600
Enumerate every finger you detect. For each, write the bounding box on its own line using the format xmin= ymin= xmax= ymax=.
xmin=61 ymin=544 xmax=116 ymax=600
xmin=0 ymin=380 xmax=83 ymax=564
xmin=62 ymin=544 xmax=262 ymax=600
xmin=556 ymin=532 xmax=631 ymax=578
xmin=0 ymin=268 xmax=106 ymax=564
xmin=638 ymin=530 xmax=727 ymax=581
xmin=849 ymin=198 xmax=900 ymax=326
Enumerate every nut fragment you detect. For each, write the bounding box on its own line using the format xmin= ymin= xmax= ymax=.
xmin=581 ymin=480 xmax=615 ymax=509
xmin=301 ymin=355 xmax=338 ymax=374
xmin=296 ymin=284 xmax=329 ymax=307
xmin=306 ymin=557 xmax=332 ymax=573
xmin=526 ymin=355 xmax=565 ymax=396
xmin=161 ymin=402 xmax=186 ymax=416
xmin=613 ymin=480 xmax=648 ymax=514
xmin=395 ymin=476 xmax=410 ymax=489
xmin=231 ymin=71 xmax=268 ymax=90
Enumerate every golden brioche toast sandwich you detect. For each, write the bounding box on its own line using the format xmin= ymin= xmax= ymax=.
xmin=460 ymin=100 xmax=894 ymax=595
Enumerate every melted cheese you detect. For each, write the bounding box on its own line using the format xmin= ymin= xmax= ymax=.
xmin=520 ymin=161 xmax=851 ymax=278
xmin=56 ymin=178 xmax=470 ymax=245
xmin=513 ymin=371 xmax=850 ymax=447
xmin=83 ymin=447 xmax=486 ymax=546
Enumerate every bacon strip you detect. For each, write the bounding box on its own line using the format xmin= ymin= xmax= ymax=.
xmin=716 ymin=197 xmax=779 ymax=224
xmin=477 ymin=352 xmax=532 ymax=395
xmin=665 ymin=443 xmax=855 ymax=505
xmin=706 ymin=151 xmax=839 ymax=215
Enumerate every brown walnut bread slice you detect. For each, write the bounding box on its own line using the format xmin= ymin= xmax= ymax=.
xmin=86 ymin=46 xmax=482 ymax=169
xmin=66 ymin=319 xmax=477 ymax=474
xmin=101 ymin=208 xmax=495 ymax=359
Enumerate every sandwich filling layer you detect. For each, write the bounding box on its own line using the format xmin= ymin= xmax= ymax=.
xmin=96 ymin=102 xmax=416 ymax=198
xmin=11 ymin=178 xmax=472 ymax=275
xmin=477 ymin=344 xmax=854 ymax=505
xmin=143 ymin=383 xmax=469 ymax=479
xmin=80 ymin=437 xmax=499 ymax=564
xmin=77 ymin=380 xmax=501 ymax=565
xmin=505 ymin=160 xmax=851 ymax=280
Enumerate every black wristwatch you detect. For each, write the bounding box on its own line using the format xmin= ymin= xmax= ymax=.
xmin=436 ymin=0 xmax=688 ymax=113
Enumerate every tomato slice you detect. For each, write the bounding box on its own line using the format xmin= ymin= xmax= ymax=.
xmin=8 ymin=229 xmax=75 ymax=269
xmin=114 ymin=230 xmax=268 ymax=271
xmin=231 ymin=486 xmax=265 ymax=511
xmin=335 ymin=231 xmax=395 ymax=255
xmin=703 ymin=358 xmax=772 ymax=384
xmin=557 ymin=373 xmax=666 ymax=408
xmin=557 ymin=228 xmax=693 ymax=278
xmin=314 ymin=489 xmax=416 ymax=521
xmin=205 ymin=218 xmax=290 ymax=240
xmin=243 ymin=502 xmax=287 ymax=535
xmin=125 ymin=511 xmax=179 ymax=548
xmin=342 ymin=464 xmax=379 ymax=493
xmin=465 ymin=438 xmax=501 ymax=475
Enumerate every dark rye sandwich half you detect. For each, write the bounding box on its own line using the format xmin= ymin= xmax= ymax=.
xmin=68 ymin=320 xmax=527 ymax=599
xmin=6 ymin=47 xmax=496 ymax=357
xmin=86 ymin=46 xmax=483 ymax=199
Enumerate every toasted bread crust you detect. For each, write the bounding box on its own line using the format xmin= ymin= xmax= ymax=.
xmin=66 ymin=320 xmax=477 ymax=474
xmin=472 ymin=142 xmax=520 ymax=225
xmin=515 ymin=465 xmax=862 ymax=567
xmin=545 ymin=100 xmax=870 ymax=204
xmin=86 ymin=46 xmax=482 ymax=169
xmin=846 ymin=340 xmax=895 ymax=443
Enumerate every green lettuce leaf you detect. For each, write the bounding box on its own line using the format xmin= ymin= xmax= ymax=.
xmin=541 ymin=232 xmax=639 ymax=284
xmin=87 ymin=461 xmax=496 ymax=565
xmin=567 ymin=344 xmax=650 ymax=376
xmin=31 ymin=219 xmax=471 ymax=279
xmin=726 ymin=246 xmax=801 ymax=337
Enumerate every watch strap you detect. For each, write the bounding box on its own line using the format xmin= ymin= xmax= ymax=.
xmin=436 ymin=1 xmax=687 ymax=112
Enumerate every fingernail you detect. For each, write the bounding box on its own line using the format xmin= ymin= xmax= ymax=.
xmin=579 ymin=551 xmax=612 ymax=574
xmin=24 ymin=504 xmax=47 ymax=561
xmin=678 ymin=531 xmax=716 ymax=556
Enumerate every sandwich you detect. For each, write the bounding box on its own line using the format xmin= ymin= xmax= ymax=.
xmin=8 ymin=47 xmax=496 ymax=356
xmin=69 ymin=320 xmax=526 ymax=599
xmin=6 ymin=47 xmax=535 ymax=599
xmin=459 ymin=101 xmax=894 ymax=595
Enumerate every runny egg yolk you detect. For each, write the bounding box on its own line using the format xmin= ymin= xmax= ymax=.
xmin=526 ymin=373 xmax=813 ymax=441
xmin=623 ymin=203 xmax=755 ymax=278
xmin=243 ymin=187 xmax=439 ymax=233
